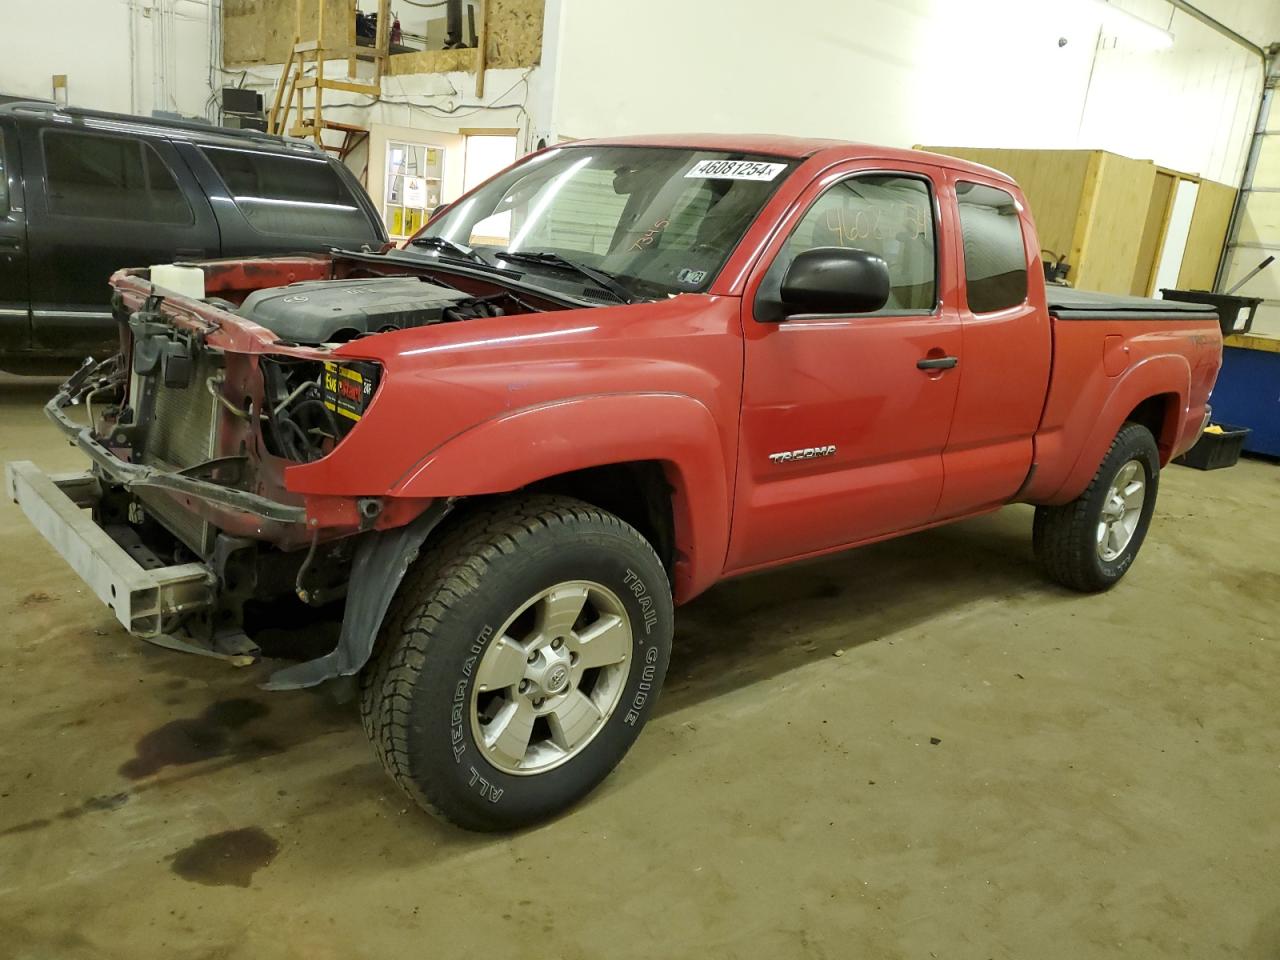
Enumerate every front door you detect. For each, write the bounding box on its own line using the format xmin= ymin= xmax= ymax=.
xmin=0 ymin=119 xmax=30 ymax=353
xmin=726 ymin=162 xmax=964 ymax=572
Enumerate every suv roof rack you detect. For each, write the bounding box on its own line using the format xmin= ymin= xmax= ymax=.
xmin=0 ymin=101 xmax=325 ymax=155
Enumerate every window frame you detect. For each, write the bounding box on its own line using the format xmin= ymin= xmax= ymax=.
xmin=756 ymin=168 xmax=943 ymax=322
xmin=39 ymin=128 xmax=194 ymax=226
xmin=953 ymin=178 xmax=1030 ymax=316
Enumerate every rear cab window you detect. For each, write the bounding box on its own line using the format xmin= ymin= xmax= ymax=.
xmin=955 ymin=181 xmax=1028 ymax=313
xmin=42 ymin=129 xmax=191 ymax=224
xmin=200 ymin=146 xmax=369 ymax=237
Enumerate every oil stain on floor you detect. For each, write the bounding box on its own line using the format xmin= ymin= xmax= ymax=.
xmin=169 ymin=827 xmax=281 ymax=888
xmin=0 ymin=791 xmax=132 ymax=838
xmin=119 ymin=699 xmax=277 ymax=779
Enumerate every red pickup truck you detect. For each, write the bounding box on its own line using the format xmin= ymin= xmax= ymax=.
xmin=7 ymin=135 xmax=1222 ymax=830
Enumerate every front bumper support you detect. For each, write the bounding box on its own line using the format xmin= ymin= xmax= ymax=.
xmin=45 ymin=392 xmax=306 ymax=525
xmin=6 ymin=461 xmax=215 ymax=638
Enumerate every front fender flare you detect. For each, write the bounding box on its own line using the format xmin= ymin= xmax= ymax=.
xmin=392 ymin=392 xmax=732 ymax=602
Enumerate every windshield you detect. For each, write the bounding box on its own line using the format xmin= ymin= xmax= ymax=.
xmin=416 ymin=146 xmax=796 ymax=300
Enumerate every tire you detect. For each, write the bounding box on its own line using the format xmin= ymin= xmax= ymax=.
xmin=1033 ymin=422 xmax=1161 ymax=593
xmin=360 ymin=494 xmax=673 ymax=831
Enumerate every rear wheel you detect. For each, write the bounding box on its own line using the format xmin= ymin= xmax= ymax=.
xmin=360 ymin=495 xmax=673 ymax=831
xmin=1033 ymin=422 xmax=1161 ymax=592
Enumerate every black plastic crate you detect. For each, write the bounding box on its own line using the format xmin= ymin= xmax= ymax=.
xmin=1175 ymin=424 xmax=1250 ymax=470
xmin=1160 ymin=289 xmax=1262 ymax=336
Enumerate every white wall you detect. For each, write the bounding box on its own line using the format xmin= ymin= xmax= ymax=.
xmin=0 ymin=0 xmax=217 ymax=120
xmin=1079 ymin=0 xmax=1263 ymax=184
xmin=550 ymin=0 xmax=1273 ymax=185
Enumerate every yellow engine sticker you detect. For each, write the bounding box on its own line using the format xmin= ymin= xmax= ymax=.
xmin=322 ymin=362 xmax=373 ymax=422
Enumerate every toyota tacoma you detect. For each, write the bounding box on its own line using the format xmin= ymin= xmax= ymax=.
xmin=6 ymin=135 xmax=1223 ymax=830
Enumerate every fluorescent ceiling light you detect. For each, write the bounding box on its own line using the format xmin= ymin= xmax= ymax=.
xmin=1086 ymin=0 xmax=1175 ymax=49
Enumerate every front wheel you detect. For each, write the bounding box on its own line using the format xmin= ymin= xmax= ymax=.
xmin=360 ymin=495 xmax=673 ymax=831
xmin=1033 ymin=422 xmax=1161 ymax=592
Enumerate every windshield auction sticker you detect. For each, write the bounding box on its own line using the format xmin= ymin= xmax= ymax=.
xmin=684 ymin=159 xmax=788 ymax=181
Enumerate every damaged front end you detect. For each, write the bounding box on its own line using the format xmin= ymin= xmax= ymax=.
xmin=4 ymin=254 xmax=500 ymax=688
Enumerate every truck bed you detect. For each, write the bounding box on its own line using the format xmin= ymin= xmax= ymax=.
xmin=1046 ymin=287 xmax=1218 ymax=321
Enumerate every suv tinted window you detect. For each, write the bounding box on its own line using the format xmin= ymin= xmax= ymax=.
xmin=784 ymin=174 xmax=936 ymax=311
xmin=956 ymin=181 xmax=1028 ymax=313
xmin=44 ymin=131 xmax=191 ymax=223
xmin=201 ymin=146 xmax=368 ymax=237
xmin=0 ymin=128 xmax=8 ymax=215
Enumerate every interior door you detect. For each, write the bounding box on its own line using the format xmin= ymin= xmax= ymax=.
xmin=0 ymin=119 xmax=30 ymax=353
xmin=726 ymin=163 xmax=964 ymax=573
xmin=22 ymin=125 xmax=217 ymax=354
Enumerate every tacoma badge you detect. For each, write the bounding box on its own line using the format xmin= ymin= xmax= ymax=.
xmin=768 ymin=445 xmax=837 ymax=464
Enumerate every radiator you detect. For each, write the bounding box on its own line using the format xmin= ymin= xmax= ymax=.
xmin=139 ymin=353 xmax=222 ymax=557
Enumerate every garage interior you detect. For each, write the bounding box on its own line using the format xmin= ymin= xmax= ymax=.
xmin=1 ymin=1 xmax=1279 ymax=957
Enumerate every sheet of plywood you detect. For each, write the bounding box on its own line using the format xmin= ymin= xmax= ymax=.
xmin=1131 ymin=171 xmax=1176 ymax=295
xmin=1177 ymin=179 xmax=1236 ymax=291
xmin=388 ymin=48 xmax=477 ymax=76
xmin=485 ymin=0 xmax=543 ymax=67
xmin=225 ymin=0 xmax=353 ymax=66
xmin=919 ymin=147 xmax=1092 ymax=265
xmin=1072 ymin=151 xmax=1156 ymax=294
xmin=387 ymin=0 xmax=542 ymax=74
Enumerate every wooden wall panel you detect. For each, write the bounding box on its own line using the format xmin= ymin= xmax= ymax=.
xmin=1176 ymin=179 xmax=1236 ymax=291
xmin=486 ymin=0 xmax=544 ymax=67
xmin=225 ymin=0 xmax=352 ymax=66
xmin=1072 ymin=152 xmax=1156 ymax=294
xmin=387 ymin=48 xmax=476 ymax=76
xmin=1131 ymin=171 xmax=1176 ymax=295
xmin=919 ymin=147 xmax=1092 ymax=264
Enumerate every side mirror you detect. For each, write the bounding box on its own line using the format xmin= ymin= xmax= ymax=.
xmin=779 ymin=247 xmax=890 ymax=317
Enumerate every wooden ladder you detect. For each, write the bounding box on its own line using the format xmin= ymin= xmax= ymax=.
xmin=267 ymin=0 xmax=389 ymax=151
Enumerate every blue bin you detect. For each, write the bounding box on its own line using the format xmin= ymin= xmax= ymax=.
xmin=1209 ymin=339 xmax=1280 ymax=457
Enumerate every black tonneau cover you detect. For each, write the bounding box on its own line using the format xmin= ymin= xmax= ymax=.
xmin=1047 ymin=287 xmax=1218 ymax=321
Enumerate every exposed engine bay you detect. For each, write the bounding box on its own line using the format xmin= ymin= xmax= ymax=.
xmin=235 ymin=275 xmax=528 ymax=345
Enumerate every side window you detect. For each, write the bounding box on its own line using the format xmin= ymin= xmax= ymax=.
xmin=783 ymin=174 xmax=937 ymax=312
xmin=201 ymin=146 xmax=369 ymax=238
xmin=955 ymin=181 xmax=1028 ymax=313
xmin=0 ymin=129 xmax=8 ymax=216
xmin=43 ymin=131 xmax=192 ymax=224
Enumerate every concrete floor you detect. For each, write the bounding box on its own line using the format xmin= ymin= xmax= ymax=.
xmin=1 ymin=372 xmax=1278 ymax=960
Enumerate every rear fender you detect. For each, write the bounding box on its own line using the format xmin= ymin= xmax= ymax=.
xmin=393 ymin=392 xmax=731 ymax=602
xmin=1030 ymin=354 xmax=1190 ymax=505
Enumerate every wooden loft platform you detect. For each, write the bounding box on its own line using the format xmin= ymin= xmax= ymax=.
xmin=267 ymin=0 xmax=389 ymax=150
xmin=228 ymin=0 xmax=545 ymax=79
xmin=249 ymin=0 xmax=545 ymax=152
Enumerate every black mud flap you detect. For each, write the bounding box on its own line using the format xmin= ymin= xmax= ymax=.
xmin=261 ymin=500 xmax=454 ymax=691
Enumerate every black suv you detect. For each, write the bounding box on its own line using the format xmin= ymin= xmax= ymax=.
xmin=0 ymin=101 xmax=387 ymax=370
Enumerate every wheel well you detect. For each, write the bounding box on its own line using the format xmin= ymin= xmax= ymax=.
xmin=524 ymin=462 xmax=676 ymax=572
xmin=1125 ymin=393 xmax=1179 ymax=461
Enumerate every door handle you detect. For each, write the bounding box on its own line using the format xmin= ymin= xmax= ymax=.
xmin=0 ymin=237 xmax=20 ymax=250
xmin=917 ymin=355 xmax=959 ymax=371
